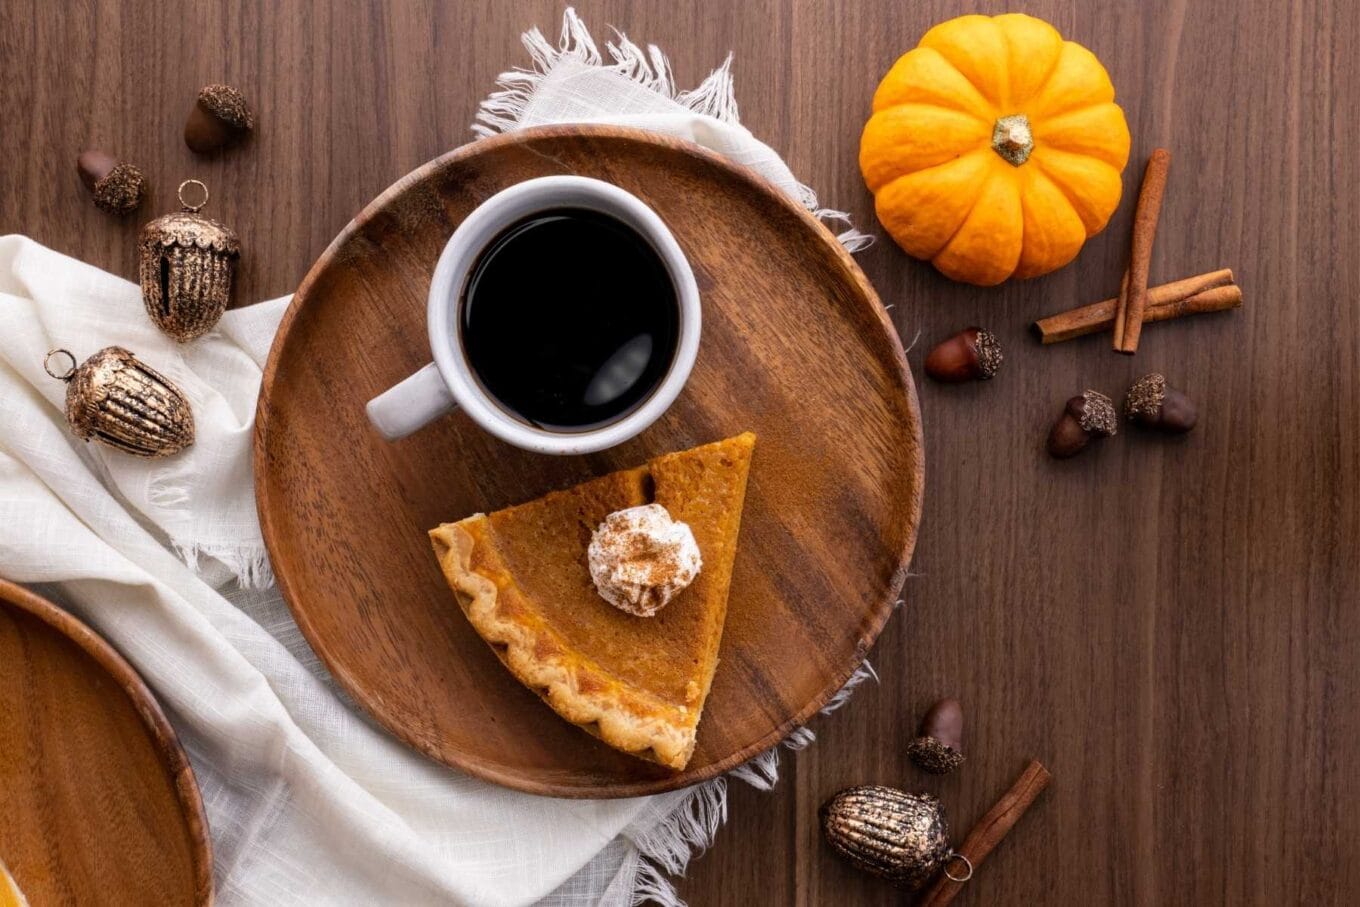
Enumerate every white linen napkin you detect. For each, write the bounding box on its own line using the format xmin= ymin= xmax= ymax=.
xmin=0 ymin=10 xmax=873 ymax=906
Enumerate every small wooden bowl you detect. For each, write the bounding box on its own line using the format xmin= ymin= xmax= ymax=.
xmin=0 ymin=580 xmax=212 ymax=905
xmin=255 ymin=125 xmax=924 ymax=798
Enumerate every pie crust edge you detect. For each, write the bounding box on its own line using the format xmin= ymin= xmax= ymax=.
xmin=429 ymin=520 xmax=698 ymax=770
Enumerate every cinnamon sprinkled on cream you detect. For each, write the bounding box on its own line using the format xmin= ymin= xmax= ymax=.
xmin=588 ymin=504 xmax=702 ymax=617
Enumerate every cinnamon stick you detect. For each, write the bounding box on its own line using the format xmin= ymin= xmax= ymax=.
xmin=1033 ymin=269 xmax=1239 ymax=344
xmin=1112 ymin=148 xmax=1172 ymax=353
xmin=917 ymin=760 xmax=1052 ymax=907
xmin=1147 ymin=283 xmax=1241 ymax=323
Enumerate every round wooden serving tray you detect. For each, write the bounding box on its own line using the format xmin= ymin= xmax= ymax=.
xmin=255 ymin=125 xmax=923 ymax=798
xmin=0 ymin=579 xmax=212 ymax=905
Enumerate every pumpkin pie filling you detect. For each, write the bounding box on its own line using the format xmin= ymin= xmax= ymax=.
xmin=429 ymin=432 xmax=755 ymax=769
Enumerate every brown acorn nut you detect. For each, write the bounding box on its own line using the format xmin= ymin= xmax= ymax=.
xmin=1124 ymin=372 xmax=1197 ymax=433
xmin=76 ymin=150 xmax=146 ymax=215
xmin=906 ymin=697 xmax=965 ymax=774
xmin=923 ymin=327 xmax=1002 ymax=382
xmin=184 ymin=84 xmax=254 ymax=154
xmin=820 ymin=786 xmax=950 ymax=890
xmin=1046 ymin=389 xmax=1117 ymax=459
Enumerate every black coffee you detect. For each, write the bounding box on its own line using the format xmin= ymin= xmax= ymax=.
xmin=460 ymin=208 xmax=680 ymax=432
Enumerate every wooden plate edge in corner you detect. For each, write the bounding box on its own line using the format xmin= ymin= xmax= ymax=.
xmin=0 ymin=579 xmax=215 ymax=905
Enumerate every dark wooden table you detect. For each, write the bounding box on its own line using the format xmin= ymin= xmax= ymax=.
xmin=3 ymin=1 xmax=1356 ymax=903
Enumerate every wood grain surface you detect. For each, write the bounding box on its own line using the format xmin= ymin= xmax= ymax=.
xmin=254 ymin=125 xmax=922 ymax=797
xmin=0 ymin=581 xmax=212 ymax=906
xmin=1 ymin=0 xmax=1356 ymax=902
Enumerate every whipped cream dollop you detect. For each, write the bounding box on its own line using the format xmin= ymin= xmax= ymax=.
xmin=587 ymin=504 xmax=702 ymax=617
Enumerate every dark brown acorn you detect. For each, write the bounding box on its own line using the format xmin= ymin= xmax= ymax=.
xmin=184 ymin=84 xmax=255 ymax=154
xmin=1123 ymin=373 xmax=1197 ymax=433
xmin=907 ymin=697 xmax=965 ymax=774
xmin=1046 ymin=389 xmax=1117 ymax=459
xmin=923 ymin=327 xmax=1002 ymax=382
xmin=820 ymin=786 xmax=950 ymax=890
xmin=76 ymin=150 xmax=146 ymax=215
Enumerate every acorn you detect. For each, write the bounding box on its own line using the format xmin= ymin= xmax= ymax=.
xmin=923 ymin=327 xmax=1002 ymax=383
xmin=1124 ymin=373 xmax=1197 ymax=434
xmin=76 ymin=150 xmax=146 ymax=215
xmin=138 ymin=180 xmax=240 ymax=342
xmin=184 ymin=84 xmax=254 ymax=154
xmin=45 ymin=346 xmax=195 ymax=458
xmin=1046 ymin=389 xmax=1117 ymax=459
xmin=907 ymin=698 xmax=965 ymax=774
xmin=820 ymin=786 xmax=950 ymax=890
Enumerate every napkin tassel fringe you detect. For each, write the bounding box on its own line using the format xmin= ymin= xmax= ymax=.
xmin=474 ymin=8 xmax=742 ymax=141
xmin=620 ymin=661 xmax=877 ymax=906
xmin=473 ymin=8 xmax=873 ymax=256
xmin=171 ymin=538 xmax=275 ymax=591
xmin=147 ymin=475 xmax=275 ymax=589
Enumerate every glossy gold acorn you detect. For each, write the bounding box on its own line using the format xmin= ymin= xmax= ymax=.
xmin=820 ymin=786 xmax=950 ymax=890
xmin=46 ymin=347 xmax=195 ymax=458
xmin=139 ymin=179 xmax=239 ymax=342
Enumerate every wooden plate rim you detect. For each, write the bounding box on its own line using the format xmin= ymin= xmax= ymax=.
xmin=0 ymin=578 xmax=214 ymax=904
xmin=254 ymin=124 xmax=924 ymax=797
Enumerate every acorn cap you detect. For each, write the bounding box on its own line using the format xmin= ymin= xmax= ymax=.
xmin=1069 ymin=389 xmax=1117 ymax=437
xmin=907 ymin=736 xmax=966 ymax=774
xmin=93 ymin=163 xmax=147 ymax=215
xmin=197 ymin=84 xmax=254 ymax=130
xmin=77 ymin=151 xmax=147 ymax=215
xmin=140 ymin=211 xmax=240 ymax=257
xmin=973 ymin=328 xmax=1003 ymax=379
xmin=1124 ymin=372 xmax=1167 ymax=421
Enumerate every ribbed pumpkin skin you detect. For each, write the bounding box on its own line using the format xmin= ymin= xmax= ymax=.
xmin=860 ymin=13 xmax=1131 ymax=286
xmin=819 ymin=786 xmax=950 ymax=890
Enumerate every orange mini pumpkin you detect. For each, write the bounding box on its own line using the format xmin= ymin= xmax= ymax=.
xmin=860 ymin=14 xmax=1131 ymax=286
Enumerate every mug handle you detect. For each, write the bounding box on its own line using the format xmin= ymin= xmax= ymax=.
xmin=365 ymin=363 xmax=457 ymax=441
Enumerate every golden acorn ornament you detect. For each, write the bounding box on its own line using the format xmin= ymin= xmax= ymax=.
xmin=139 ymin=179 xmax=239 ymax=342
xmin=820 ymin=786 xmax=953 ymax=890
xmin=45 ymin=347 xmax=195 ymax=458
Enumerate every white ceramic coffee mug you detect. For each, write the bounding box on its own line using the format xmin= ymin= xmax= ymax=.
xmin=365 ymin=176 xmax=701 ymax=454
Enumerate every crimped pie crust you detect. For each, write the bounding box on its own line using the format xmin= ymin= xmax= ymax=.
xmin=428 ymin=432 xmax=755 ymax=771
xmin=431 ymin=521 xmax=697 ymax=767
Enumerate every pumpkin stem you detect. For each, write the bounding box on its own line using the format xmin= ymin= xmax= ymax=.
xmin=992 ymin=114 xmax=1033 ymax=166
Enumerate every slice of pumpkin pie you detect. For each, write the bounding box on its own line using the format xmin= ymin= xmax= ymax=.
xmin=429 ymin=433 xmax=755 ymax=770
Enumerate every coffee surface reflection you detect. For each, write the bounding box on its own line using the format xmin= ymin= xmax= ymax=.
xmin=460 ymin=208 xmax=680 ymax=432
